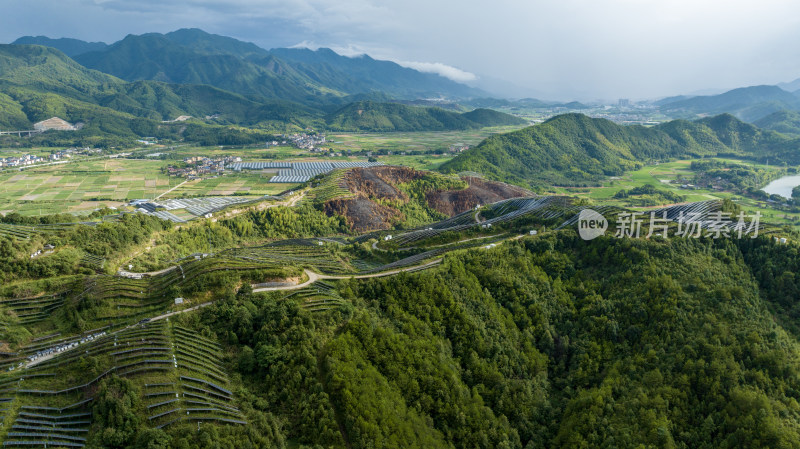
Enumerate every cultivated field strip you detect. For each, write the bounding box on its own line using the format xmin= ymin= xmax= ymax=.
xmin=284 ymin=281 xmax=345 ymax=312
xmin=0 ymin=322 xmax=244 ymax=445
xmin=0 ymin=294 xmax=65 ymax=327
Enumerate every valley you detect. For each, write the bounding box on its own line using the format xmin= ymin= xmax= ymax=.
xmin=2 ymin=17 xmax=800 ymax=449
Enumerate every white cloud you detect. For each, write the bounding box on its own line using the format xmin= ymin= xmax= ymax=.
xmin=396 ymin=61 xmax=477 ymax=83
xmin=6 ymin=0 xmax=800 ymax=99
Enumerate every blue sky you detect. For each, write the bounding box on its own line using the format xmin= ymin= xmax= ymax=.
xmin=4 ymin=0 xmax=800 ymax=100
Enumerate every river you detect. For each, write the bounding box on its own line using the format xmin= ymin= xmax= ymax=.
xmin=762 ymin=175 xmax=800 ymax=199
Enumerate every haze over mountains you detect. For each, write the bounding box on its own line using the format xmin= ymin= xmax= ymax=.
xmin=10 ymin=28 xmax=800 ymax=130
xmin=0 ymin=30 xmax=532 ymax=136
xmin=657 ymin=85 xmax=800 ymax=123
xmin=14 ymin=29 xmax=484 ymax=105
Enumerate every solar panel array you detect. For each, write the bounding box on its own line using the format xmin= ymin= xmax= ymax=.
xmin=157 ymin=197 xmax=254 ymax=216
xmin=150 ymin=211 xmax=187 ymax=223
xmin=225 ymin=160 xmax=384 ymax=183
xmin=227 ymin=162 xmax=292 ymax=170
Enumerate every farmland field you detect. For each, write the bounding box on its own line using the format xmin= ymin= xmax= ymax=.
xmin=327 ymin=126 xmax=524 ymax=153
xmin=0 ymin=158 xmax=180 ymax=216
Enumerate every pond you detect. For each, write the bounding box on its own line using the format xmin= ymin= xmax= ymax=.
xmin=762 ymin=175 xmax=800 ymax=199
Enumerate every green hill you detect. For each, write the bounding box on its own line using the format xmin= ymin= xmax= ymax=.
xmin=0 ymin=44 xmax=319 ymax=131
xmin=660 ymin=85 xmax=800 ymax=122
xmin=462 ymin=108 xmax=528 ymax=126
xmin=440 ymin=113 xmax=792 ymax=188
xmin=325 ymin=101 xmax=525 ymax=131
xmin=754 ymin=110 xmax=800 ymax=135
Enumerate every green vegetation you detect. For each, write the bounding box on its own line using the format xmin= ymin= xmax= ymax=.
xmin=8 ymin=27 xmax=800 ymax=447
xmin=186 ymin=231 xmax=800 ymax=448
xmin=0 ymin=159 xmax=181 ymax=216
xmin=688 ymin=159 xmax=784 ymax=194
xmin=612 ymin=184 xmax=685 ymax=206
xmin=755 ymin=110 xmax=800 ymax=135
xmin=74 ymin=28 xmax=480 ymax=104
xmin=325 ymin=101 xmax=526 ymax=132
xmin=441 ymin=113 xmax=794 ymax=189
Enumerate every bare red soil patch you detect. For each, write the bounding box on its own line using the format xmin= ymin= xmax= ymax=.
xmin=427 ymin=176 xmax=531 ymax=216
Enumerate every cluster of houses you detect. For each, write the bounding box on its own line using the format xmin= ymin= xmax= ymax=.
xmin=0 ymin=154 xmax=45 ymax=167
xmin=0 ymin=147 xmax=101 ymax=168
xmin=167 ymin=155 xmax=242 ymax=179
xmin=52 ymin=147 xmax=101 ymax=160
xmin=286 ymin=133 xmax=327 ymax=150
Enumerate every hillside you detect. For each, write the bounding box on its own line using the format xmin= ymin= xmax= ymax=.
xmin=325 ymin=101 xmax=524 ymax=132
xmin=0 ymin=44 xmax=316 ymax=127
xmin=462 ymin=107 xmax=528 ymax=126
xmin=754 ymin=110 xmax=800 ymax=135
xmin=440 ymin=113 xmax=792 ymax=188
xmin=318 ymin=166 xmax=529 ymax=231
xmin=659 ymin=85 xmax=800 ymax=122
xmin=4 ymin=203 xmax=800 ymax=447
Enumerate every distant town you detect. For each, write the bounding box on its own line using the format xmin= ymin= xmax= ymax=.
xmin=0 ymin=147 xmax=102 ymax=168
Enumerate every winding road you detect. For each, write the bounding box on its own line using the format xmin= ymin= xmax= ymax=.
xmin=252 ymin=259 xmax=443 ymax=292
xmin=22 ymin=258 xmax=443 ymax=370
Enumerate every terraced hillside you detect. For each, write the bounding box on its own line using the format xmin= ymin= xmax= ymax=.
xmin=0 ymin=321 xmax=245 ymax=447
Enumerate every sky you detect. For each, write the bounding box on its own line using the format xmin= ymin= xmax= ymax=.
xmin=3 ymin=0 xmax=800 ymax=101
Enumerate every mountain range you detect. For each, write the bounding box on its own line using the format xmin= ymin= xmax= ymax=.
xmin=658 ymin=85 xmax=800 ymax=123
xmin=441 ymin=113 xmax=797 ymax=188
xmin=0 ymin=43 xmax=523 ymax=137
xmin=15 ymin=29 xmax=484 ymax=105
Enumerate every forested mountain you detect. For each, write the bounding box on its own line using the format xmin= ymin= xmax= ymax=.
xmin=75 ymin=33 xmax=343 ymax=105
xmin=70 ymin=29 xmax=483 ymax=103
xmin=659 ymin=85 xmax=800 ymax=122
xmin=325 ymin=101 xmax=526 ymax=131
xmin=0 ymin=44 xmax=515 ymax=139
xmin=440 ymin=113 xmax=794 ymax=188
xmin=6 ymin=194 xmax=800 ymax=447
xmin=0 ymin=44 xmax=318 ymax=129
xmin=12 ymin=35 xmax=108 ymax=57
xmin=464 ymin=97 xmax=590 ymax=110
xmin=199 ymin=232 xmax=800 ymax=448
xmin=754 ymin=110 xmax=800 ymax=135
